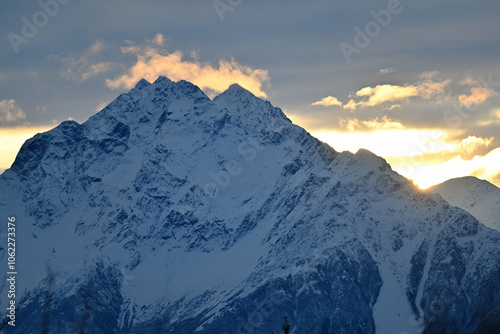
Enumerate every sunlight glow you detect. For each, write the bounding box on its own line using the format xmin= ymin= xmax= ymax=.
xmin=310 ymin=129 xmax=500 ymax=189
xmin=0 ymin=126 xmax=53 ymax=172
xmin=390 ymin=148 xmax=500 ymax=189
xmin=311 ymin=129 xmax=455 ymax=158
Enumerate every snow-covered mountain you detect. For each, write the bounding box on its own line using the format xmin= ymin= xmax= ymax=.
xmin=1 ymin=77 xmax=500 ymax=333
xmin=428 ymin=176 xmax=500 ymax=232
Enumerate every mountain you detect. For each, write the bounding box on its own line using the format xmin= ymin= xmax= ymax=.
xmin=1 ymin=77 xmax=500 ymax=333
xmin=428 ymin=176 xmax=500 ymax=232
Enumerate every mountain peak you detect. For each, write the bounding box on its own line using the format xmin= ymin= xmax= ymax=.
xmin=135 ymin=78 xmax=151 ymax=89
xmin=213 ymin=83 xmax=291 ymax=129
xmin=153 ymin=75 xmax=172 ymax=86
xmin=216 ymin=83 xmax=258 ymax=101
xmin=2 ymin=77 xmax=500 ymax=334
xmin=354 ymin=148 xmax=391 ymax=171
xmin=227 ymin=83 xmax=250 ymax=93
xmin=429 ymin=176 xmax=500 ymax=231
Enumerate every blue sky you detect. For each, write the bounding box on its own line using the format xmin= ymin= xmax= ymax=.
xmin=1 ymin=0 xmax=500 ymax=187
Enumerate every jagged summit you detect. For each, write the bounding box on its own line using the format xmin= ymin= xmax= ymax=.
xmin=1 ymin=77 xmax=500 ymax=333
xmin=134 ymin=78 xmax=151 ymax=89
xmin=153 ymin=75 xmax=172 ymax=85
xmin=224 ymin=82 xmax=252 ymax=94
xmin=214 ymin=82 xmax=291 ymax=130
xmin=214 ymin=82 xmax=259 ymax=101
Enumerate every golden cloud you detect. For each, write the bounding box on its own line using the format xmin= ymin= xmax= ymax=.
xmin=338 ymin=116 xmax=403 ymax=132
xmin=459 ymin=75 xmax=480 ymax=87
xmin=418 ymin=79 xmax=451 ymax=98
xmin=311 ymin=95 xmax=342 ymax=107
xmin=151 ymin=33 xmax=165 ymax=47
xmin=343 ymin=79 xmax=450 ymax=110
xmin=458 ymin=135 xmax=493 ymax=154
xmin=106 ymin=36 xmax=270 ymax=98
xmin=458 ymin=87 xmax=497 ymax=107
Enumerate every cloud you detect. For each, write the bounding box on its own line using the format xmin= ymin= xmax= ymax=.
xmin=338 ymin=116 xmax=404 ymax=132
xmin=418 ymin=80 xmax=451 ymax=98
xmin=385 ymin=104 xmax=401 ymax=110
xmin=80 ymin=63 xmax=115 ymax=81
xmin=0 ymin=72 xmax=6 ymax=81
xmin=458 ymin=135 xmax=493 ymax=154
xmin=106 ymin=35 xmax=270 ymax=98
xmin=418 ymin=71 xmax=439 ymax=79
xmin=311 ymin=95 xmax=342 ymax=107
xmin=457 ymin=74 xmax=499 ymax=107
xmin=476 ymin=109 xmax=500 ymax=126
xmin=151 ymin=33 xmax=165 ymax=46
xmin=54 ymin=40 xmax=115 ymax=82
xmin=478 ymin=109 xmax=500 ymax=126
xmin=379 ymin=68 xmax=395 ymax=75
xmin=343 ymin=84 xmax=418 ymax=110
xmin=459 ymin=75 xmax=480 ymax=87
xmin=0 ymin=100 xmax=26 ymax=124
xmin=88 ymin=40 xmax=106 ymax=55
xmin=458 ymin=87 xmax=497 ymax=107
xmin=343 ymin=79 xmax=450 ymax=110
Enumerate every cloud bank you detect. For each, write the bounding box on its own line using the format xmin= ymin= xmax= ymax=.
xmin=105 ymin=35 xmax=270 ymax=98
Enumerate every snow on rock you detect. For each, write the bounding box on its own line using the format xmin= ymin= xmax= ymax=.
xmin=429 ymin=176 xmax=500 ymax=232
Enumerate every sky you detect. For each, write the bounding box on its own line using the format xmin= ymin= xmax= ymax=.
xmin=1 ymin=0 xmax=499 ymax=188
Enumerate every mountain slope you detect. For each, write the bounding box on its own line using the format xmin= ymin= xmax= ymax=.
xmin=1 ymin=77 xmax=500 ymax=333
xmin=429 ymin=176 xmax=500 ymax=232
